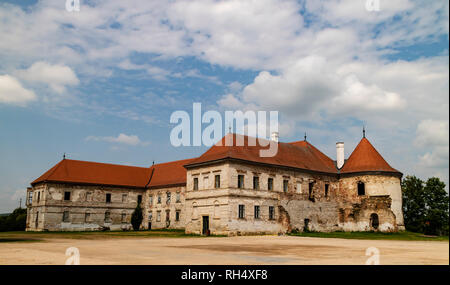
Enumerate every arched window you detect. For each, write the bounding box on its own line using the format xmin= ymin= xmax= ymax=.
xmin=357 ymin=181 xmax=365 ymax=196
xmin=370 ymin=213 xmax=379 ymax=230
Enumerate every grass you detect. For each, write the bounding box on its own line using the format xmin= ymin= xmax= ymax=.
xmin=288 ymin=230 xmax=449 ymax=241
xmin=0 ymin=229 xmax=226 ymax=242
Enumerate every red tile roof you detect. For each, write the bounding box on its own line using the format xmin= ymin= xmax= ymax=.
xmin=147 ymin=158 xmax=196 ymax=188
xmin=340 ymin=137 xmax=400 ymax=174
xmin=31 ymin=159 xmax=152 ymax=188
xmin=185 ymin=133 xmax=338 ymax=174
xmin=31 ymin=158 xmax=195 ymax=188
xmin=31 ymin=135 xmax=400 ymax=188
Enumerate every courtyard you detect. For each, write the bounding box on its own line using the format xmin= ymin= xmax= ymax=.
xmin=0 ymin=231 xmax=448 ymax=265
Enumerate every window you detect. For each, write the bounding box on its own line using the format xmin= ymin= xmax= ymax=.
xmin=325 ymin=184 xmax=329 ymax=197
xmin=104 ymin=211 xmax=110 ymax=222
xmin=238 ymin=175 xmax=244 ymax=189
xmin=122 ymin=194 xmax=128 ymax=203
xmin=121 ymin=212 xmax=127 ymax=223
xmin=268 ymin=178 xmax=274 ymax=191
xmin=157 ymin=194 xmax=161 ymax=204
xmin=64 ymin=191 xmax=71 ymax=201
xmin=215 ymin=175 xmax=220 ymax=188
xmin=283 ymin=180 xmax=289 ymax=192
xmin=253 ymin=176 xmax=259 ymax=190
xmin=28 ymin=191 xmax=33 ymax=205
xmin=176 ymin=211 xmax=180 ymax=222
xmin=85 ymin=212 xmax=91 ymax=223
xmin=357 ymin=182 xmax=365 ymax=196
xmin=193 ymin=177 xmax=199 ymax=190
xmin=149 ymin=212 xmax=153 ymax=222
xmin=166 ymin=210 xmax=170 ymax=222
xmin=37 ymin=191 xmax=41 ymax=202
xmin=149 ymin=195 xmax=153 ymax=206
xmin=166 ymin=192 xmax=171 ymax=205
xmin=156 ymin=211 xmax=161 ymax=222
xmin=254 ymin=205 xmax=260 ymax=219
xmin=137 ymin=195 xmax=142 ymax=205
xmin=86 ymin=192 xmax=92 ymax=201
xmin=176 ymin=192 xmax=181 ymax=203
xmin=106 ymin=193 xmax=111 ymax=203
xmin=269 ymin=206 xmax=275 ymax=220
xmin=308 ymin=182 xmax=314 ymax=199
xmin=238 ymin=205 xmax=245 ymax=219
xmin=296 ymin=182 xmax=302 ymax=194
xmin=62 ymin=211 xmax=70 ymax=222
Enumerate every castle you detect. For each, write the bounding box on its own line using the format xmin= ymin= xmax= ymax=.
xmin=25 ymin=132 xmax=405 ymax=235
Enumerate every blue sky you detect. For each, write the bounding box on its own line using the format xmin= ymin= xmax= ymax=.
xmin=0 ymin=0 xmax=448 ymax=212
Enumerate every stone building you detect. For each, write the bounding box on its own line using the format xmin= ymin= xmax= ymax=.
xmin=26 ymin=133 xmax=405 ymax=235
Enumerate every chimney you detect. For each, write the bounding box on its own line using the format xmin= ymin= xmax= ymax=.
xmin=271 ymin=132 xmax=279 ymax=142
xmin=336 ymin=142 xmax=344 ymax=169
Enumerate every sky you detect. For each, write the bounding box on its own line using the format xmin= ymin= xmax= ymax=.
xmin=0 ymin=0 xmax=448 ymax=213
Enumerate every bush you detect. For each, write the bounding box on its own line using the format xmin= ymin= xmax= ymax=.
xmin=131 ymin=204 xmax=143 ymax=231
xmin=0 ymin=208 xmax=27 ymax=232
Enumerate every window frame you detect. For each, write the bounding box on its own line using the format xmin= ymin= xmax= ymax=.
xmin=268 ymin=178 xmax=274 ymax=191
xmin=238 ymin=204 xmax=245 ymax=219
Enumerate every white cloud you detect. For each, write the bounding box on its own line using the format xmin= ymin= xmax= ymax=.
xmin=86 ymin=133 xmax=150 ymax=146
xmin=17 ymin=61 xmax=79 ymax=94
xmin=0 ymin=75 xmax=36 ymax=106
xmin=414 ymin=120 xmax=449 ymax=170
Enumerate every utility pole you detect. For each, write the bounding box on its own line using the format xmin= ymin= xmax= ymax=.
xmin=19 ymin=198 xmax=22 ymax=209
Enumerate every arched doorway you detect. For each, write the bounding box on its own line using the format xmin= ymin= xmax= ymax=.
xmin=370 ymin=213 xmax=379 ymax=230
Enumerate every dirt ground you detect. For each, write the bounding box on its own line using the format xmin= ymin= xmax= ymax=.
xmin=0 ymin=235 xmax=448 ymax=265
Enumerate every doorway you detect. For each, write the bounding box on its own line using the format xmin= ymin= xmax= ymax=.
xmin=202 ymin=216 xmax=210 ymax=235
xmin=370 ymin=213 xmax=379 ymax=230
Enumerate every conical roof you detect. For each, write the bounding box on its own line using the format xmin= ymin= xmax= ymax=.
xmin=340 ymin=137 xmax=400 ymax=174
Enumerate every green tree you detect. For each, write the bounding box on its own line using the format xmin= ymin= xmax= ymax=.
xmin=423 ymin=177 xmax=449 ymax=236
xmin=402 ymin=176 xmax=449 ymax=236
xmin=0 ymin=207 xmax=27 ymax=232
xmin=131 ymin=204 xmax=143 ymax=231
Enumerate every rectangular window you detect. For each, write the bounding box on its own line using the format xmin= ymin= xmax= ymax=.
xmin=309 ymin=182 xmax=314 ymax=199
xmin=254 ymin=205 xmax=260 ymax=219
xmin=85 ymin=212 xmax=90 ymax=223
xmin=268 ymin=178 xmax=274 ymax=191
xmin=104 ymin=211 xmax=110 ymax=222
xmin=283 ymin=180 xmax=289 ymax=192
xmin=149 ymin=195 xmax=153 ymax=206
xmin=166 ymin=192 xmax=171 ymax=205
xmin=62 ymin=211 xmax=70 ymax=222
xmin=28 ymin=192 xmax=33 ymax=205
xmin=156 ymin=211 xmax=161 ymax=222
xmin=166 ymin=210 xmax=170 ymax=222
xmin=253 ymin=176 xmax=259 ymax=190
xmin=176 ymin=192 xmax=181 ymax=203
xmin=122 ymin=194 xmax=127 ymax=203
xmin=269 ymin=206 xmax=275 ymax=220
xmin=157 ymin=194 xmax=161 ymax=204
xmin=238 ymin=205 xmax=245 ymax=219
xmin=193 ymin=177 xmax=199 ymax=190
xmin=176 ymin=211 xmax=180 ymax=222
xmin=121 ymin=213 xmax=127 ymax=223
xmin=325 ymin=184 xmax=329 ymax=197
xmin=106 ymin=193 xmax=111 ymax=203
xmin=215 ymin=175 xmax=220 ymax=188
xmin=137 ymin=195 xmax=142 ymax=205
xmin=64 ymin=191 xmax=71 ymax=201
xmin=297 ymin=182 xmax=302 ymax=194
xmin=238 ymin=175 xmax=244 ymax=189
xmin=37 ymin=191 xmax=41 ymax=202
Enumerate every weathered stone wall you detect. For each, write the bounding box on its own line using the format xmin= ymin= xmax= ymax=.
xmin=339 ymin=174 xmax=404 ymax=230
xmin=26 ymin=183 xmax=144 ymax=231
xmin=144 ymin=185 xmax=186 ymax=230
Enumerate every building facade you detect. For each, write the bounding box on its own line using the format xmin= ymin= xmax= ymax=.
xmin=26 ymin=133 xmax=405 ymax=235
